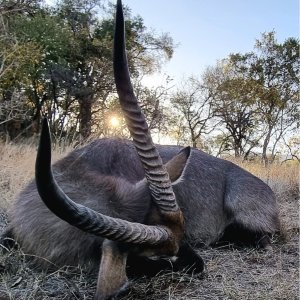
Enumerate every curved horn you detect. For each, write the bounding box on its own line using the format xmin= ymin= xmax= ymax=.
xmin=35 ymin=118 xmax=170 ymax=245
xmin=114 ymin=0 xmax=179 ymax=213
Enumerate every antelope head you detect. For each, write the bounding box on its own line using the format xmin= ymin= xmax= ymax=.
xmin=35 ymin=1 xmax=188 ymax=299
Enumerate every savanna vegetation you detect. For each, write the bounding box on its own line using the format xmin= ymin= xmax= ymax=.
xmin=0 ymin=0 xmax=299 ymax=299
xmin=0 ymin=0 xmax=299 ymax=163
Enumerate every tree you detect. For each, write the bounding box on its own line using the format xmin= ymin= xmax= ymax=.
xmin=202 ymin=32 xmax=299 ymax=161
xmin=0 ymin=0 xmax=44 ymax=139
xmin=92 ymin=77 xmax=174 ymax=141
xmin=53 ymin=0 xmax=175 ymax=139
xmin=170 ymin=77 xmax=214 ymax=148
xmin=203 ymin=62 xmax=262 ymax=158
xmin=251 ymin=32 xmax=299 ymax=164
xmin=0 ymin=0 xmax=176 ymax=141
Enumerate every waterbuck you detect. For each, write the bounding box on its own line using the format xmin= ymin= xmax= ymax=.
xmin=2 ymin=1 xmax=280 ymax=299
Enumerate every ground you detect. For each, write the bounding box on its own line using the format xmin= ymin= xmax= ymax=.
xmin=0 ymin=143 xmax=299 ymax=300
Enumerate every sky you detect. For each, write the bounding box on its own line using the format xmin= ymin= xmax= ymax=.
xmin=45 ymin=0 xmax=299 ymax=85
xmin=122 ymin=0 xmax=299 ymax=85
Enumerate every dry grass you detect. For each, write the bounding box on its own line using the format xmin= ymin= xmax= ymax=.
xmin=235 ymin=159 xmax=299 ymax=201
xmin=232 ymin=158 xmax=299 ymax=243
xmin=0 ymin=142 xmax=299 ymax=300
xmin=0 ymin=142 xmax=68 ymax=210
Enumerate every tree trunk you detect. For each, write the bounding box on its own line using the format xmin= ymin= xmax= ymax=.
xmin=262 ymin=127 xmax=272 ymax=166
xmin=192 ymin=139 xmax=197 ymax=148
xmin=233 ymin=137 xmax=242 ymax=158
xmin=79 ymin=95 xmax=93 ymax=139
xmin=234 ymin=147 xmax=241 ymax=158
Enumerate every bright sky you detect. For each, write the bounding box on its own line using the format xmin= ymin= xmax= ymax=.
xmin=123 ymin=0 xmax=299 ymax=85
xmin=45 ymin=0 xmax=299 ymax=85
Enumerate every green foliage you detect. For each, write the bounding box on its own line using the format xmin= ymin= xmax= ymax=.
xmin=0 ymin=0 xmax=175 ymax=141
xmin=201 ymin=32 xmax=299 ymax=159
xmin=0 ymin=0 xmax=298 ymax=163
xmin=13 ymin=14 xmax=72 ymax=64
xmin=0 ymin=40 xmax=42 ymax=88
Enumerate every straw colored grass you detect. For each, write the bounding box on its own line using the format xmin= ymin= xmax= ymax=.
xmin=234 ymin=158 xmax=299 ymax=200
xmin=0 ymin=142 xmax=299 ymax=300
xmin=0 ymin=142 xmax=68 ymax=210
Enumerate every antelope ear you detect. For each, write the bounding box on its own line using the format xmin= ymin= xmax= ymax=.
xmin=165 ymin=147 xmax=191 ymax=183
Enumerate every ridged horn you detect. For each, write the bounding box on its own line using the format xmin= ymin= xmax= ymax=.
xmin=35 ymin=118 xmax=170 ymax=245
xmin=114 ymin=0 xmax=179 ymax=213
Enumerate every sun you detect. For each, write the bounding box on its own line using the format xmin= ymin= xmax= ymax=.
xmin=110 ymin=116 xmax=120 ymax=128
